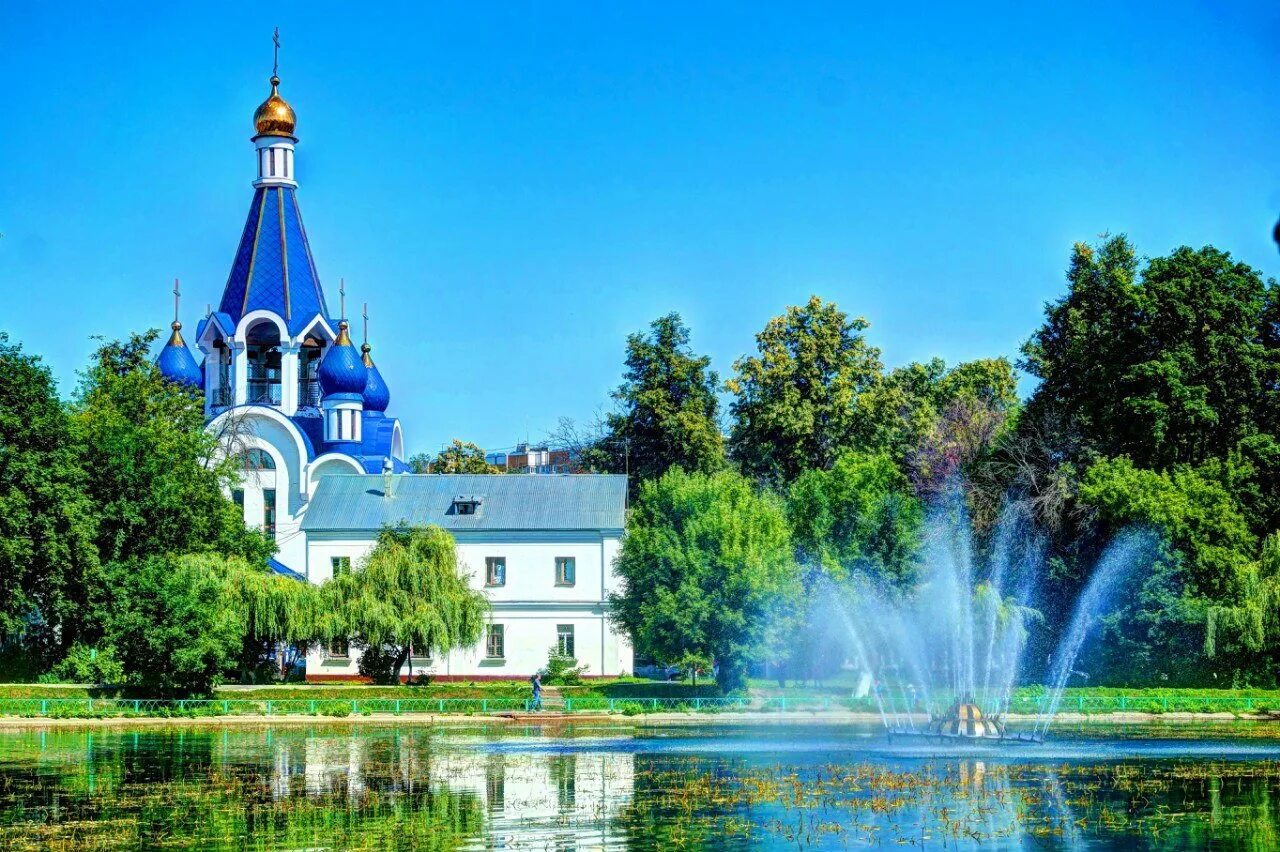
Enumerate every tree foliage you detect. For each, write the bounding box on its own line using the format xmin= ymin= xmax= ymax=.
xmin=1021 ymin=237 xmax=1280 ymax=482
xmin=104 ymin=554 xmax=249 ymax=696
xmin=0 ymin=334 xmax=98 ymax=660
xmin=727 ymin=296 xmax=885 ymax=486
xmin=588 ymin=313 xmax=726 ymax=487
xmin=321 ymin=525 xmax=490 ymax=684
xmin=410 ymin=440 xmax=499 ymax=474
xmin=72 ymin=331 xmax=273 ymax=566
xmin=609 ymin=468 xmax=801 ymax=691
xmin=787 ymin=451 xmax=923 ymax=586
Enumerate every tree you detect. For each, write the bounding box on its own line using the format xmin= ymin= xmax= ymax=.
xmin=72 ymin=331 xmax=273 ymax=567
xmin=322 ymin=525 xmax=489 ymax=684
xmin=859 ymin=357 xmax=1019 ymax=502
xmin=727 ymin=296 xmax=884 ymax=486
xmin=786 ymin=451 xmax=923 ymax=587
xmin=410 ymin=440 xmax=498 ymax=474
xmin=0 ymin=334 xmax=98 ymax=664
xmin=1021 ymin=238 xmax=1280 ymax=477
xmin=593 ymin=313 xmax=725 ymax=488
xmin=228 ymin=563 xmax=323 ymax=681
xmin=1206 ymin=533 xmax=1280 ymax=675
xmin=1079 ymin=456 xmax=1257 ymax=684
xmin=104 ymin=554 xmax=249 ymax=696
xmin=610 ymin=468 xmax=801 ymax=691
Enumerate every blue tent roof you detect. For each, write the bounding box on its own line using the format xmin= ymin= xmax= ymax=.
xmin=218 ymin=186 xmax=329 ymax=336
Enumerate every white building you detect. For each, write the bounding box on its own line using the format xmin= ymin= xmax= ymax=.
xmin=302 ymin=474 xmax=630 ymax=679
xmin=154 ymin=58 xmax=633 ymax=680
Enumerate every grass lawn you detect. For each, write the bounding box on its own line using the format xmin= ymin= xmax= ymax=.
xmin=749 ymin=674 xmax=1280 ymax=714
xmin=0 ymin=678 xmax=722 ymax=702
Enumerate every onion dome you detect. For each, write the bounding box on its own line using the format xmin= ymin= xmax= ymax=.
xmin=156 ymin=322 xmax=202 ymax=389
xmin=361 ymin=343 xmax=390 ymax=413
xmin=317 ymin=321 xmax=368 ymax=397
xmin=253 ymin=76 xmax=297 ymax=138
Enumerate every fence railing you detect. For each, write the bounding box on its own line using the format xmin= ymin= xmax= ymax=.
xmin=0 ymin=693 xmax=1271 ymax=718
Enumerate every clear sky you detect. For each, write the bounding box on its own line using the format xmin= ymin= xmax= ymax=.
xmin=3 ymin=2 xmax=1279 ymax=459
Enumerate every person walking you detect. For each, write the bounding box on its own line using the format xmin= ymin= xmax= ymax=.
xmin=530 ymin=672 xmax=543 ymax=711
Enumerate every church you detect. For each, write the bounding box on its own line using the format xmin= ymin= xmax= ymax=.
xmin=154 ymin=62 xmax=632 ymax=681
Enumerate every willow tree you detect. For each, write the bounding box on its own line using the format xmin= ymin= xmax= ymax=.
xmin=227 ymin=563 xmax=323 ymax=681
xmin=322 ymin=525 xmax=490 ymax=683
xmin=1206 ymin=533 xmax=1280 ymax=666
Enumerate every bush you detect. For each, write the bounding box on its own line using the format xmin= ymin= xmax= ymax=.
xmin=544 ymin=645 xmax=589 ymax=685
xmin=321 ymin=701 xmax=352 ymax=718
xmin=620 ymin=701 xmax=645 ymax=716
xmin=40 ymin=644 xmax=124 ymax=685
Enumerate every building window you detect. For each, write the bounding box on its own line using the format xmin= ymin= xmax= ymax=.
xmin=485 ymin=557 xmax=506 ymax=587
xmin=486 ymin=624 xmax=505 ymax=659
xmin=232 ymin=489 xmax=244 ymax=510
xmin=326 ymin=638 xmax=349 ymax=659
xmin=331 ymin=556 xmax=351 ymax=578
xmin=555 ymin=557 xmax=576 ymax=587
xmin=263 ymin=488 xmax=277 ymax=535
xmin=234 ymin=448 xmax=276 ymax=470
xmin=556 ymin=624 xmax=575 ymax=658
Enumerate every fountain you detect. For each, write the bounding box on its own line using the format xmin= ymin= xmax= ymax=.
xmin=824 ymin=496 xmax=1149 ymax=744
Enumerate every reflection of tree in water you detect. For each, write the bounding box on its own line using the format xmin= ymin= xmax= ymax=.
xmin=8 ymin=728 xmax=1280 ymax=849
xmin=0 ymin=728 xmax=484 ymax=850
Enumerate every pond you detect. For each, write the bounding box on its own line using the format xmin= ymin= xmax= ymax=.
xmin=3 ymin=720 xmax=1280 ymax=849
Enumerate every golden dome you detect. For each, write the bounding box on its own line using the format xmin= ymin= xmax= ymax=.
xmin=253 ymin=75 xmax=296 ymax=138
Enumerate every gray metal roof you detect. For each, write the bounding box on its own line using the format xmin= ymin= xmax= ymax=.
xmin=301 ymin=473 xmax=627 ymax=533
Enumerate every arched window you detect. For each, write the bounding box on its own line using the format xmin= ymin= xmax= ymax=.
xmin=235 ymin=448 xmax=277 ymax=470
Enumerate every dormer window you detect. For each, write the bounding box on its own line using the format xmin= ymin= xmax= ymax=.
xmin=453 ymin=495 xmax=482 ymax=516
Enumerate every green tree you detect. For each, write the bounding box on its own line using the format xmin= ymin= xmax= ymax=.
xmin=786 ymin=451 xmax=923 ymax=586
xmin=591 ymin=313 xmax=725 ymax=487
xmin=321 ymin=526 xmax=490 ymax=684
xmin=410 ymin=440 xmax=498 ymax=474
xmin=73 ymin=331 xmax=273 ymax=566
xmin=610 ymin=468 xmax=801 ymax=691
xmin=1021 ymin=238 xmax=1280 ymax=477
xmin=1079 ymin=456 xmax=1257 ymax=684
xmin=104 ymin=554 xmax=249 ymax=696
xmin=727 ymin=296 xmax=885 ymax=486
xmin=0 ymin=334 xmax=98 ymax=664
xmin=859 ymin=357 xmax=1019 ymax=502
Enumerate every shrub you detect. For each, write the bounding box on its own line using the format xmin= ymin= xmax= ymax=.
xmin=322 ymin=702 xmax=352 ymax=718
xmin=620 ymin=701 xmax=645 ymax=716
xmin=41 ymin=644 xmax=124 ymax=686
xmin=544 ymin=645 xmax=589 ymax=686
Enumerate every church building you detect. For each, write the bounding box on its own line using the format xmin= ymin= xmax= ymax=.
xmin=155 ymin=62 xmax=632 ymax=680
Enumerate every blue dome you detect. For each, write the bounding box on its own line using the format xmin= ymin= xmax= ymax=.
xmin=156 ymin=324 xmax=203 ymax=389
xmin=317 ymin=321 xmax=368 ymax=397
xmin=361 ymin=344 xmax=390 ymax=413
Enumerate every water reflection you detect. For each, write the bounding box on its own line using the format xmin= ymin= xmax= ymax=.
xmin=2 ymin=723 xmax=1280 ymax=849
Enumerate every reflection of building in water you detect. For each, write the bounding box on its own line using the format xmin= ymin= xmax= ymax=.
xmin=275 ymin=731 xmax=634 ymax=840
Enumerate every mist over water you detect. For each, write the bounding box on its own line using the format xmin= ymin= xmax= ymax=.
xmin=816 ymin=494 xmax=1150 ymax=735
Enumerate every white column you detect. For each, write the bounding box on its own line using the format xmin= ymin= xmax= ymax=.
xmin=232 ymin=341 xmax=248 ymax=405
xmin=280 ymin=343 xmax=301 ymax=415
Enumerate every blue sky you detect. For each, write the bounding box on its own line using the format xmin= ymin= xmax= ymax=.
xmin=3 ymin=2 xmax=1279 ymax=458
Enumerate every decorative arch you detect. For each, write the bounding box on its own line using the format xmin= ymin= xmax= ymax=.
xmin=390 ymin=420 xmax=406 ymax=462
xmin=207 ymin=405 xmax=312 ymax=498
xmin=235 ymin=310 xmax=289 ymax=345
xmin=308 ymin=453 xmax=366 ymax=497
